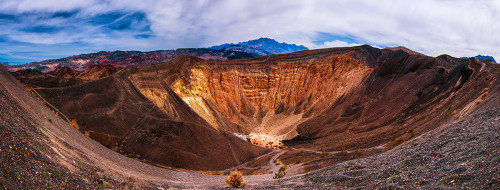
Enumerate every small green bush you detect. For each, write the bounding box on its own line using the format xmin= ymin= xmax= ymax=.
xmin=48 ymin=118 xmax=52 ymax=122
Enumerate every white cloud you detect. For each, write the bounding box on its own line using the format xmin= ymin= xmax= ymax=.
xmin=312 ymin=40 xmax=363 ymax=49
xmin=0 ymin=0 xmax=499 ymax=62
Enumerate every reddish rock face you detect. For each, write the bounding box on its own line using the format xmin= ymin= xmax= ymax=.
xmin=169 ymin=53 xmax=372 ymax=144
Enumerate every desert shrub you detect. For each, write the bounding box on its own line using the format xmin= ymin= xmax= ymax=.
xmin=476 ymin=99 xmax=484 ymax=104
xmin=225 ymin=170 xmax=247 ymax=188
xmin=407 ymin=128 xmax=415 ymax=137
xmin=304 ymin=166 xmax=313 ymax=173
xmin=69 ymin=119 xmax=79 ymax=130
xmin=89 ymin=131 xmax=116 ymax=149
xmin=48 ymin=118 xmax=52 ymax=122
xmin=273 ymin=166 xmax=286 ymax=179
xmin=295 ymin=158 xmax=302 ymax=164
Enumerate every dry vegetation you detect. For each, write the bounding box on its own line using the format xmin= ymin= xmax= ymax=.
xmin=273 ymin=166 xmax=286 ymax=179
xmin=69 ymin=119 xmax=79 ymax=130
xmin=86 ymin=131 xmax=116 ymax=149
xmin=224 ymin=170 xmax=247 ymax=188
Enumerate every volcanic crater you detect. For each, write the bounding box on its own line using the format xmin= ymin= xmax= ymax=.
xmin=8 ymin=45 xmax=500 ymax=185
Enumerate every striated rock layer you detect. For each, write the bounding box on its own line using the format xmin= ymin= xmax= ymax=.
xmin=169 ymin=52 xmax=372 ymax=143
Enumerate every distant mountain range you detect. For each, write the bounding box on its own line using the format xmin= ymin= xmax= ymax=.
xmin=461 ymin=55 xmax=497 ymax=63
xmin=7 ymin=38 xmax=308 ymax=73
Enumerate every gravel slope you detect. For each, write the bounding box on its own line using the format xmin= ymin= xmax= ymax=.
xmin=254 ymin=107 xmax=500 ymax=189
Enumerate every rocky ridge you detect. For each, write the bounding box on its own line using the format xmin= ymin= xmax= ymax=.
xmin=7 ymin=38 xmax=308 ymax=73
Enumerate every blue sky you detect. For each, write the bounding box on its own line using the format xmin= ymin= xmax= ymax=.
xmin=0 ymin=0 xmax=499 ymax=65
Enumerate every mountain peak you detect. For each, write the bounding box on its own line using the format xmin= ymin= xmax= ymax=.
xmin=384 ymin=46 xmax=424 ymax=56
xmin=460 ymin=55 xmax=497 ymax=63
xmin=210 ymin=37 xmax=308 ymax=55
xmin=475 ymin=55 xmax=496 ymax=63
